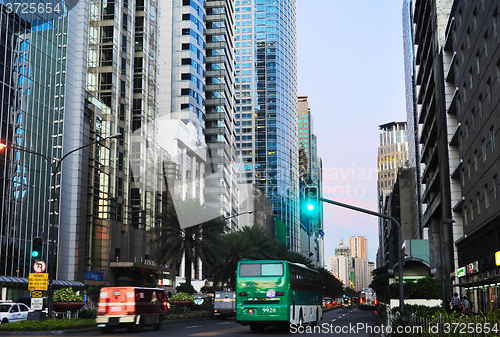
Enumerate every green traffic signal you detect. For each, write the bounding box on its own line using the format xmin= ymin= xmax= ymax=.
xmin=304 ymin=186 xmax=319 ymax=214
xmin=32 ymin=237 xmax=43 ymax=259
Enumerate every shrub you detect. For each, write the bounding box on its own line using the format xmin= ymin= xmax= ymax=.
xmin=53 ymin=287 xmax=84 ymax=303
xmin=79 ymin=308 xmax=97 ymax=319
xmin=170 ymin=292 xmax=194 ymax=301
xmin=0 ymin=318 xmax=95 ymax=332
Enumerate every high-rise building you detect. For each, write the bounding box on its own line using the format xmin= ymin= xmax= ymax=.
xmin=377 ymin=122 xmax=408 ymax=198
xmin=402 ymin=0 xmax=424 ymax=240
xmin=411 ymin=0 xmax=454 ymax=301
xmin=234 ymin=0 xmax=300 ymax=251
xmin=443 ymin=0 xmax=500 ymax=314
xmin=297 ymin=96 xmax=324 ymax=267
xmin=376 ymin=121 xmax=408 ymax=267
xmin=204 ymin=0 xmax=239 ymax=225
xmin=350 ymin=236 xmax=368 ymax=260
xmin=0 ymin=4 xmax=74 ymax=298
xmin=327 ymin=255 xmax=349 ymax=288
xmin=350 ymin=236 xmax=369 ymax=290
xmin=57 ymin=0 xmax=175 ymax=287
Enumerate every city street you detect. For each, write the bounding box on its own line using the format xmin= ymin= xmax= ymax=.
xmin=60 ymin=307 xmax=383 ymax=337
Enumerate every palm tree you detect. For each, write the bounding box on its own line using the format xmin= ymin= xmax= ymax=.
xmin=150 ymin=198 xmax=228 ymax=292
xmin=213 ymin=226 xmax=278 ymax=289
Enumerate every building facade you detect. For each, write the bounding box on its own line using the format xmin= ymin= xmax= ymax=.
xmin=0 ymin=3 xmax=71 ymax=299
xmin=234 ymin=0 xmax=300 ymax=252
xmin=411 ymin=0 xmax=455 ymax=301
xmin=443 ymin=0 xmax=500 ymax=314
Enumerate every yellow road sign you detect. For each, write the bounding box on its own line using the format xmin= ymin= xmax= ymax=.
xmin=31 ymin=290 xmax=43 ymax=298
xmin=28 ymin=273 xmax=48 ymax=290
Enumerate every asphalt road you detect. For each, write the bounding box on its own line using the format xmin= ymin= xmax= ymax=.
xmin=54 ymin=306 xmax=384 ymax=337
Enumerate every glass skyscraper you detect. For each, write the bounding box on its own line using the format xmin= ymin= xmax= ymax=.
xmin=234 ymin=0 xmax=300 ymax=251
xmin=0 ymin=4 xmax=67 ymax=296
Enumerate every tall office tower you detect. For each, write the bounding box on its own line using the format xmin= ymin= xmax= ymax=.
xmin=376 ymin=121 xmax=408 ymax=266
xmin=377 ymin=122 xmax=409 ymax=199
xmin=443 ymin=0 xmax=500 ymax=312
xmin=297 ymin=96 xmax=323 ymax=266
xmin=350 ymin=236 xmax=368 ymax=260
xmin=402 ymin=0 xmax=424 ymax=239
xmin=350 ymin=236 xmax=368 ymax=290
xmin=57 ymin=0 xmax=172 ymax=286
xmin=204 ymin=0 xmax=239 ymax=225
xmin=0 ymin=7 xmax=68 ymax=285
xmin=326 ymin=255 xmax=350 ymax=288
xmin=234 ymin=0 xmax=300 ymax=251
xmin=411 ymin=0 xmax=454 ymax=300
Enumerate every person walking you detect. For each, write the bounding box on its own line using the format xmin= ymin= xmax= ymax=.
xmin=450 ymin=293 xmax=462 ymax=314
xmin=462 ymin=296 xmax=471 ymax=315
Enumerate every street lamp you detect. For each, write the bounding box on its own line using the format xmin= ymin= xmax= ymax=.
xmin=221 ymin=210 xmax=253 ymax=222
xmin=440 ymin=218 xmax=456 ymax=309
xmin=1 ymin=132 xmax=121 ymax=318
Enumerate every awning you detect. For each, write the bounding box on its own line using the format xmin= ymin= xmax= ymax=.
xmin=455 ymin=275 xmax=500 ymax=288
xmin=0 ymin=276 xmax=85 ymax=289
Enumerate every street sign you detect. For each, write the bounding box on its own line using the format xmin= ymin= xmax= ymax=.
xmin=31 ymin=298 xmax=43 ymax=311
xmin=28 ymin=273 xmax=48 ymax=290
xmin=33 ymin=261 xmax=46 ymax=273
xmin=31 ymin=290 xmax=43 ymax=298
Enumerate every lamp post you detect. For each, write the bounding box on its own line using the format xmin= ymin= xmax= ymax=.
xmin=440 ymin=218 xmax=456 ymax=309
xmin=1 ymin=133 xmax=121 ymax=318
xmin=318 ymin=196 xmax=406 ymax=313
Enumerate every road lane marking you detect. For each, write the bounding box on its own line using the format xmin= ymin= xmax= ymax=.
xmin=218 ymin=322 xmax=231 ymax=325
xmin=186 ymin=325 xmax=203 ymax=329
xmin=190 ymin=326 xmax=249 ymax=336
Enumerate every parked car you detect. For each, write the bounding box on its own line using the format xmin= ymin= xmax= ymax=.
xmin=193 ymin=293 xmax=213 ymax=306
xmin=0 ymin=303 xmax=33 ymax=324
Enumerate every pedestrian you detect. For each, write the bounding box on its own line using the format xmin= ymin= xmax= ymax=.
xmin=446 ymin=297 xmax=452 ymax=314
xmin=462 ymin=296 xmax=471 ymax=315
xmin=450 ymin=293 xmax=462 ymax=314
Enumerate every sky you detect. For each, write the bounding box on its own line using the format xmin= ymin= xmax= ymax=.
xmin=296 ymin=0 xmax=407 ymax=264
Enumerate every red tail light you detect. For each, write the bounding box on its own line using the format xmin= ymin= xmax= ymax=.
xmin=238 ymin=292 xmax=247 ymax=296
xmin=374 ymin=300 xmax=378 ymax=305
xmin=214 ymin=309 xmax=218 ymax=313
xmin=127 ymin=311 xmax=135 ymax=315
xmin=276 ymin=292 xmax=284 ymax=296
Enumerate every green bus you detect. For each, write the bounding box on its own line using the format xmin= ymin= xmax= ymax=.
xmin=235 ymin=260 xmax=322 ymax=332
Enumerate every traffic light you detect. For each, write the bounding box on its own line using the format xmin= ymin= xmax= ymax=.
xmin=32 ymin=237 xmax=43 ymax=259
xmin=303 ymin=186 xmax=319 ymax=216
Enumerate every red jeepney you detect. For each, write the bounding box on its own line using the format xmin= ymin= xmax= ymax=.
xmin=96 ymin=287 xmax=167 ymax=333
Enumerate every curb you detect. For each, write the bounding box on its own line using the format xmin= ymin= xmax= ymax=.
xmin=0 ymin=316 xmax=215 ymax=335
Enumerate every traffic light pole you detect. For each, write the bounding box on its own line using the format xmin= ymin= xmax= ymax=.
xmin=318 ymin=197 xmax=405 ymax=313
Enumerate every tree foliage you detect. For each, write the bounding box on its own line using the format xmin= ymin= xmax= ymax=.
xmin=150 ymin=198 xmax=228 ymax=292
xmin=388 ymin=277 xmax=442 ymax=299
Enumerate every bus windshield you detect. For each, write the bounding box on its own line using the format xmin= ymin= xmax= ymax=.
xmin=239 ymin=263 xmax=283 ymax=277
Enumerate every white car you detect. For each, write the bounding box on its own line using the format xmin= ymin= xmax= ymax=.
xmin=0 ymin=303 xmax=32 ymax=324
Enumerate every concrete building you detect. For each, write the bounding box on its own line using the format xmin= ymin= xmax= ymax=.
xmin=327 ymin=255 xmax=350 ymax=288
xmin=403 ymin=0 xmax=424 ymax=241
xmin=442 ymin=0 xmax=500 ymax=314
xmin=233 ymin=0 xmax=300 ymax=252
xmin=411 ymin=0 xmax=455 ymax=301
xmin=350 ymin=236 xmax=369 ymax=290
